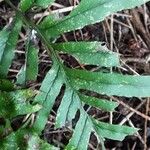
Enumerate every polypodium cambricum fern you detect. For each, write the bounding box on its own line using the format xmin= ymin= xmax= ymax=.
xmin=1 ymin=0 xmax=150 ymax=149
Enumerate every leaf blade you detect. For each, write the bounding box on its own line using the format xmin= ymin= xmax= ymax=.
xmin=32 ymin=61 xmax=63 ymax=133
xmin=93 ymin=119 xmax=138 ymax=141
xmin=66 ymin=68 xmax=150 ymax=97
xmin=19 ymin=0 xmax=34 ymax=12
xmin=52 ymin=42 xmax=120 ymax=67
xmin=79 ymin=94 xmax=118 ymax=112
xmin=42 ymin=0 xmax=150 ymax=37
xmin=66 ymin=112 xmax=92 ymax=150
xmin=26 ymin=41 xmax=39 ymax=82
xmin=55 ymin=86 xmax=80 ymax=128
xmin=16 ymin=40 xmax=39 ymax=86
xmin=0 ymin=16 xmax=22 ymax=78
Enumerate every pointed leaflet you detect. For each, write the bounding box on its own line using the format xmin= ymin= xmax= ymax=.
xmin=79 ymin=94 xmax=118 ymax=112
xmin=92 ymin=119 xmax=138 ymax=141
xmin=16 ymin=40 xmax=39 ymax=85
xmin=33 ymin=59 xmax=79 ymax=131
xmin=55 ymin=86 xmax=80 ymax=128
xmin=25 ymin=41 xmax=39 ymax=81
xmin=32 ymin=61 xmax=63 ymax=133
xmin=0 ymin=129 xmax=59 ymax=150
xmin=66 ymin=68 xmax=150 ymax=97
xmin=66 ymin=111 xmax=92 ymax=150
xmin=0 ymin=16 xmax=22 ymax=78
xmin=41 ymin=0 xmax=150 ymax=38
xmin=52 ymin=42 xmax=119 ymax=67
xmin=0 ymin=89 xmax=41 ymax=119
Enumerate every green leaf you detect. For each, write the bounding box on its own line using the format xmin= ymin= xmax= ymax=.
xmin=0 ymin=16 xmax=22 ymax=78
xmin=32 ymin=55 xmax=148 ymax=149
xmin=0 ymin=129 xmax=59 ymax=150
xmin=42 ymin=0 xmax=150 ymax=38
xmin=16 ymin=66 xmax=26 ymax=85
xmin=32 ymin=59 xmax=138 ymax=149
xmin=66 ymin=112 xmax=92 ymax=150
xmin=20 ymin=0 xmax=35 ymax=12
xmin=16 ymin=40 xmax=39 ymax=85
xmin=35 ymin=0 xmax=55 ymax=7
xmin=79 ymin=94 xmax=118 ymax=112
xmin=25 ymin=41 xmax=39 ymax=81
xmin=66 ymin=68 xmax=150 ymax=97
xmin=66 ymin=110 xmax=137 ymax=150
xmin=92 ymin=119 xmax=138 ymax=141
xmin=55 ymin=86 xmax=80 ymax=128
xmin=32 ymin=61 xmax=63 ymax=133
xmin=39 ymin=14 xmax=61 ymax=30
xmin=52 ymin=42 xmax=120 ymax=67
xmin=0 ymin=89 xmax=41 ymax=119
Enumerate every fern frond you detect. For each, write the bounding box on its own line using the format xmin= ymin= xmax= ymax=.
xmin=1 ymin=0 xmax=150 ymax=149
